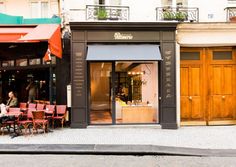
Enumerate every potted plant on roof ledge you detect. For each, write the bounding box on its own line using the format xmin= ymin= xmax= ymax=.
xmin=175 ymin=11 xmax=188 ymax=21
xmin=163 ymin=11 xmax=176 ymax=21
xmin=97 ymin=8 xmax=108 ymax=20
xmin=229 ymin=16 xmax=236 ymax=22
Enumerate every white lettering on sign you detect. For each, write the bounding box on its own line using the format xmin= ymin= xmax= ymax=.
xmin=114 ymin=32 xmax=133 ymax=40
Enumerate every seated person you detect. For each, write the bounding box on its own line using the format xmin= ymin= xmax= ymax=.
xmin=0 ymin=91 xmax=18 ymax=116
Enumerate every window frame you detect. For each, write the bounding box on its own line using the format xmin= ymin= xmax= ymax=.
xmin=29 ymin=0 xmax=49 ymax=18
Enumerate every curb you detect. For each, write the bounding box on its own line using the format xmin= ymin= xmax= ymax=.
xmin=0 ymin=144 xmax=236 ymax=157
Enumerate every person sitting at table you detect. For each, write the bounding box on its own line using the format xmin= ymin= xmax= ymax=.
xmin=0 ymin=91 xmax=18 ymax=116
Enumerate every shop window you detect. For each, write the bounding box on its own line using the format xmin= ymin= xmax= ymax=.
xmin=2 ymin=60 xmax=14 ymax=67
xmin=115 ymin=62 xmax=159 ymax=124
xmin=180 ymin=52 xmax=200 ymax=60
xmin=29 ymin=58 xmax=41 ymax=65
xmin=42 ymin=56 xmax=56 ymax=65
xmin=30 ymin=1 xmax=49 ymax=18
xmin=213 ymin=51 xmax=232 ymax=60
xmin=16 ymin=59 xmax=27 ymax=66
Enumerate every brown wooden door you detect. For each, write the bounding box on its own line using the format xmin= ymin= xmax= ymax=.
xmin=180 ymin=49 xmax=206 ymax=125
xmin=180 ymin=65 xmax=205 ymax=123
xmin=208 ymin=49 xmax=236 ymax=125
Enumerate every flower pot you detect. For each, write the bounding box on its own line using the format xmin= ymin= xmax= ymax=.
xmin=230 ymin=16 xmax=236 ymax=22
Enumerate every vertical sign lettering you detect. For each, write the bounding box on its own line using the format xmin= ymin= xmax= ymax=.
xmin=74 ymin=52 xmax=84 ymax=97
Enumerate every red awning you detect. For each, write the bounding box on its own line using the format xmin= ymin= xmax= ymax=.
xmin=0 ymin=24 xmax=62 ymax=60
xmin=0 ymin=27 xmax=34 ymax=42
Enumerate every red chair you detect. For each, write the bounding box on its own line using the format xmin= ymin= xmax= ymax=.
xmin=19 ymin=103 xmax=27 ymax=109
xmin=32 ymin=110 xmax=48 ymax=134
xmin=18 ymin=109 xmax=33 ymax=135
xmin=53 ymin=105 xmax=67 ymax=128
xmin=36 ymin=103 xmax=45 ymax=110
xmin=1 ymin=108 xmax=22 ymax=135
xmin=45 ymin=105 xmax=55 ymax=124
xmin=28 ymin=103 xmax=36 ymax=109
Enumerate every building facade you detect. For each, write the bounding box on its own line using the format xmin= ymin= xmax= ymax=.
xmin=63 ymin=0 xmax=236 ymax=128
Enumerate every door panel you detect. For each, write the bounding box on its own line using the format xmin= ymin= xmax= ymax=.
xmin=209 ymin=55 xmax=236 ymax=122
xmin=180 ymin=64 xmax=204 ymax=121
xmin=211 ymin=66 xmax=222 ymax=95
xmin=180 ymin=97 xmax=190 ymax=119
xmin=191 ymin=97 xmax=202 ymax=119
xmin=223 ymin=66 xmax=233 ymax=95
xmin=210 ymin=96 xmax=223 ymax=119
xmin=180 ymin=67 xmax=189 ymax=96
xmin=191 ymin=67 xmax=201 ymax=96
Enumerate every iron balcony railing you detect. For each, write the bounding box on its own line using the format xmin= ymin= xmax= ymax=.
xmin=86 ymin=5 xmax=129 ymax=21
xmin=225 ymin=7 xmax=236 ymax=22
xmin=156 ymin=7 xmax=199 ymax=22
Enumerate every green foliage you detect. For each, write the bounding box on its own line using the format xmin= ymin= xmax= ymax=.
xmin=163 ymin=11 xmax=187 ymax=21
xmin=175 ymin=11 xmax=188 ymax=21
xmin=97 ymin=8 xmax=107 ymax=20
xmin=163 ymin=11 xmax=176 ymax=20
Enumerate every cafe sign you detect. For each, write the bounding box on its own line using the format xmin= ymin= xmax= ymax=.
xmin=114 ymin=32 xmax=133 ymax=40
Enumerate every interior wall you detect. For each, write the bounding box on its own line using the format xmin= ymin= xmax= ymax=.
xmin=141 ymin=63 xmax=159 ymax=121
xmin=90 ymin=63 xmax=111 ymax=102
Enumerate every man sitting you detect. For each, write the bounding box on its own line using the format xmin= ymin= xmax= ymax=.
xmin=0 ymin=91 xmax=18 ymax=116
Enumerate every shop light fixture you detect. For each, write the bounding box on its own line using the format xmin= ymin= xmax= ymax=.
xmin=128 ymin=71 xmax=145 ymax=75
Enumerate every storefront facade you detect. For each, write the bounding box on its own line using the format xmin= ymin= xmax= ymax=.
xmin=70 ymin=22 xmax=178 ymax=129
xmin=178 ymin=23 xmax=236 ymax=126
xmin=0 ymin=24 xmax=69 ymax=106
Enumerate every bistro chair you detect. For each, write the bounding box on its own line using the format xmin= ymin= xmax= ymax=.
xmin=53 ymin=105 xmax=67 ymax=128
xmin=32 ymin=110 xmax=48 ymax=134
xmin=45 ymin=104 xmax=55 ymax=126
xmin=1 ymin=108 xmax=22 ymax=135
xmin=18 ymin=108 xmax=33 ymax=135
xmin=36 ymin=103 xmax=45 ymax=110
xmin=19 ymin=102 xmax=27 ymax=109
xmin=28 ymin=103 xmax=36 ymax=109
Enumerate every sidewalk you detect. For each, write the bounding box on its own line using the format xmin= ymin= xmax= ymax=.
xmin=0 ymin=125 xmax=236 ymax=156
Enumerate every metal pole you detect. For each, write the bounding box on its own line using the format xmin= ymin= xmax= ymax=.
xmin=49 ymin=60 xmax=53 ymax=104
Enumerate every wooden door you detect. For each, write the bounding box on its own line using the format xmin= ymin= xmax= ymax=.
xmin=208 ymin=49 xmax=236 ymax=125
xmin=180 ymin=49 xmax=206 ymax=125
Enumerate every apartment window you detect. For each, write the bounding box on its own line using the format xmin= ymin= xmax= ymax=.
xmin=0 ymin=2 xmax=5 ymax=13
xmin=228 ymin=0 xmax=236 ymax=4
xmin=162 ymin=0 xmax=188 ymax=7
xmin=30 ymin=1 xmax=49 ymax=18
xmin=95 ymin=0 xmax=121 ymax=5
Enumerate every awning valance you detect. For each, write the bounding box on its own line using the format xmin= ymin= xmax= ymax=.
xmin=0 ymin=24 xmax=62 ymax=60
xmin=86 ymin=45 xmax=162 ymax=61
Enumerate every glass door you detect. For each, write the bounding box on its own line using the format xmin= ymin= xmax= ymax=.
xmin=89 ymin=62 xmax=113 ymax=124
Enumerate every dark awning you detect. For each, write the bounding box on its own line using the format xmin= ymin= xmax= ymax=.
xmin=86 ymin=45 xmax=162 ymax=61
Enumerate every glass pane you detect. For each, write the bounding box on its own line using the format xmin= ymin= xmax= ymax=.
xmin=213 ymin=51 xmax=232 ymax=60
xmin=161 ymin=0 xmax=172 ymax=6
xmin=177 ymin=0 xmax=188 ymax=6
xmin=0 ymin=2 xmax=5 ymax=13
xmin=41 ymin=2 xmax=49 ymax=18
xmin=115 ymin=62 xmax=159 ymax=124
xmin=29 ymin=58 xmax=41 ymax=65
xmin=90 ymin=62 xmax=112 ymax=124
xmin=30 ymin=2 xmax=39 ymax=18
xmin=180 ymin=52 xmax=200 ymax=60
xmin=2 ymin=60 xmax=14 ymax=67
xmin=51 ymin=56 xmax=56 ymax=64
xmin=16 ymin=59 xmax=27 ymax=66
